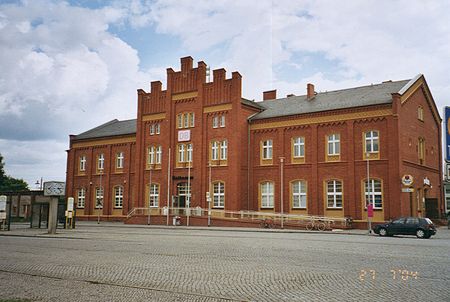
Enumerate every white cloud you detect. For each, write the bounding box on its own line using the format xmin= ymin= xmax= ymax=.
xmin=0 ymin=0 xmax=150 ymax=185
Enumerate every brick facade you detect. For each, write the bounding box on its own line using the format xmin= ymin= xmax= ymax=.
xmin=66 ymin=57 xmax=444 ymax=225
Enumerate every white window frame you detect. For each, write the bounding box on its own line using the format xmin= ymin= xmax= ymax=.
xmin=292 ymin=180 xmax=307 ymax=208
xmin=177 ymin=114 xmax=183 ymax=129
xmin=212 ymin=116 xmax=219 ymax=128
xmin=155 ymin=123 xmax=160 ymax=134
xmin=262 ymin=140 xmax=273 ymax=160
xmin=116 ymin=152 xmax=124 ymax=169
xmin=260 ymin=182 xmax=274 ymax=208
xmin=212 ymin=141 xmax=219 ymax=160
xmin=98 ymin=154 xmax=105 ymax=171
xmin=114 ymin=186 xmax=123 ymax=208
xmin=445 ymin=186 xmax=450 ymax=212
xmin=183 ymin=113 xmax=189 ymax=128
xmin=220 ymin=140 xmax=227 ymax=160
xmin=77 ymin=188 xmax=85 ymax=208
xmin=327 ymin=134 xmax=340 ymax=156
xmin=365 ymin=131 xmax=379 ymax=153
xmin=148 ymin=146 xmax=155 ymax=165
xmin=364 ymin=179 xmax=383 ymax=209
xmin=178 ymin=144 xmax=185 ymax=163
xmin=95 ymin=187 xmax=104 ymax=209
xmin=156 ymin=145 xmax=162 ymax=164
xmin=189 ymin=113 xmax=195 ymax=127
xmin=327 ymin=180 xmax=342 ymax=208
xmin=150 ymin=124 xmax=155 ymax=135
xmin=220 ymin=115 xmax=225 ymax=127
xmin=149 ymin=183 xmax=159 ymax=207
xmin=187 ymin=143 xmax=193 ymax=163
xmin=293 ymin=137 xmax=305 ymax=158
xmin=79 ymin=156 xmax=86 ymax=172
xmin=213 ymin=182 xmax=225 ymax=208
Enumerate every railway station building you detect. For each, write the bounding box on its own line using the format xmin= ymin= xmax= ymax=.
xmin=65 ymin=56 xmax=444 ymax=227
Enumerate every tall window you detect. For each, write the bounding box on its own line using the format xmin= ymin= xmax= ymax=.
xmin=418 ymin=106 xmax=424 ymax=121
xmin=293 ymin=137 xmax=305 ymax=158
xmin=211 ymin=141 xmax=219 ymax=160
xmin=189 ymin=113 xmax=195 ymax=127
xmin=156 ymin=146 xmax=162 ymax=164
xmin=177 ymin=114 xmax=183 ymax=129
xmin=150 ymin=124 xmax=155 ymax=135
xmin=79 ymin=156 xmax=86 ymax=172
xmin=77 ymin=188 xmax=85 ymax=208
xmin=292 ymin=180 xmax=307 ymax=208
xmin=116 ymin=152 xmax=124 ymax=169
xmin=213 ymin=182 xmax=225 ymax=208
xmin=260 ymin=181 xmax=274 ymax=208
xmin=262 ymin=140 xmax=273 ymax=160
xmin=148 ymin=146 xmax=155 ymax=164
xmin=364 ymin=179 xmax=382 ymax=209
xmin=98 ymin=154 xmax=105 ymax=171
xmin=149 ymin=183 xmax=159 ymax=207
xmin=114 ymin=186 xmax=123 ymax=208
xmin=220 ymin=115 xmax=225 ymax=127
xmin=220 ymin=141 xmax=228 ymax=160
xmin=213 ymin=116 xmax=219 ymax=128
xmin=326 ymin=180 xmax=342 ymax=208
xmin=187 ymin=143 xmax=193 ymax=163
xmin=365 ymin=131 xmax=379 ymax=153
xmin=178 ymin=144 xmax=185 ymax=162
xmin=327 ymin=134 xmax=340 ymax=155
xmin=418 ymin=137 xmax=425 ymax=165
xmin=183 ymin=113 xmax=189 ymax=128
xmin=155 ymin=123 xmax=160 ymax=134
xmin=95 ymin=187 xmax=104 ymax=209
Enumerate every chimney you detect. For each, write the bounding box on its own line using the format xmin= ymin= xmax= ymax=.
xmin=263 ymin=89 xmax=277 ymax=101
xmin=307 ymin=83 xmax=315 ymax=99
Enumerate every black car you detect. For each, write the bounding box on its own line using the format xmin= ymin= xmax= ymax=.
xmin=373 ymin=217 xmax=436 ymax=239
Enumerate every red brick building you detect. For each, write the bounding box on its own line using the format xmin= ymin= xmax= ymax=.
xmin=65 ymin=56 xmax=444 ymax=226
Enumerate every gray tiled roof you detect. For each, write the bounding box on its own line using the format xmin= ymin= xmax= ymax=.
xmin=73 ymin=119 xmax=136 ymax=140
xmin=250 ymin=79 xmax=411 ymax=120
xmin=241 ymin=98 xmax=264 ymax=110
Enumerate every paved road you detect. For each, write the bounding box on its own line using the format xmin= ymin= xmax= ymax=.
xmin=0 ymin=224 xmax=449 ymax=301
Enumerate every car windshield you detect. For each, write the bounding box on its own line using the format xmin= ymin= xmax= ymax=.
xmin=425 ymin=218 xmax=433 ymax=224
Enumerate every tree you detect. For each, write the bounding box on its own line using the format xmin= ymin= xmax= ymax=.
xmin=0 ymin=153 xmax=29 ymax=192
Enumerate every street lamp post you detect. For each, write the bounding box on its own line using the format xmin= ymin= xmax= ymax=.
xmin=187 ymin=160 xmax=191 ymax=227
xmin=366 ymin=152 xmax=371 ymax=234
xmin=208 ymin=161 xmax=212 ymax=227
xmin=97 ymin=169 xmax=103 ymax=224
xmin=148 ymin=164 xmax=152 ymax=225
xmin=280 ymin=157 xmax=285 ymax=229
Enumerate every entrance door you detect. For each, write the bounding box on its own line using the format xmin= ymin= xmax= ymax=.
xmin=177 ymin=182 xmax=191 ymax=208
xmin=425 ymin=198 xmax=439 ymax=219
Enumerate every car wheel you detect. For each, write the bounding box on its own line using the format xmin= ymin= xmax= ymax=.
xmin=416 ymin=229 xmax=425 ymax=239
xmin=423 ymin=234 xmax=431 ymax=239
xmin=379 ymin=228 xmax=387 ymax=236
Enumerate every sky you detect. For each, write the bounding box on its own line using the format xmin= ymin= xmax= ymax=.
xmin=0 ymin=0 xmax=449 ymax=188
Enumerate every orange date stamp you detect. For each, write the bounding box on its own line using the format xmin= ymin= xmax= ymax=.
xmin=359 ymin=269 xmax=419 ymax=281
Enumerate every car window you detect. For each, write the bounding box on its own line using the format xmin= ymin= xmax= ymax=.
xmin=425 ymin=218 xmax=433 ymax=224
xmin=392 ymin=218 xmax=405 ymax=224
xmin=406 ymin=218 xmax=419 ymax=224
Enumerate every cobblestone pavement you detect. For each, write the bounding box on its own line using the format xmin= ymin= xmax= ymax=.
xmin=0 ymin=223 xmax=449 ymax=301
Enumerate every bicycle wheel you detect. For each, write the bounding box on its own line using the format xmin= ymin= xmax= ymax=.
xmin=317 ymin=222 xmax=326 ymax=231
xmin=306 ymin=222 xmax=314 ymax=231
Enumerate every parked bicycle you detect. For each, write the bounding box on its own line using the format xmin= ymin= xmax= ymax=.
xmin=260 ymin=218 xmax=274 ymax=229
xmin=306 ymin=219 xmax=327 ymax=231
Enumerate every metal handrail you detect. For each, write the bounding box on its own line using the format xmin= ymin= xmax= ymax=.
xmin=126 ymin=207 xmax=350 ymax=226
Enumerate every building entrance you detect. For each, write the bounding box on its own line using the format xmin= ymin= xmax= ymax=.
xmin=175 ymin=182 xmax=191 ymax=208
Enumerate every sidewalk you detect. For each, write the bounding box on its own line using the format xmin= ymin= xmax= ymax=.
xmin=0 ymin=220 xmax=372 ymax=237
